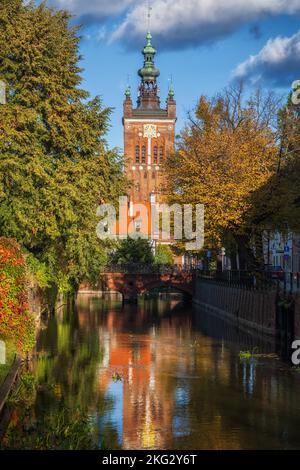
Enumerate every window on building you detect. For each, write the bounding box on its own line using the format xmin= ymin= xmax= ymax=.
xmin=142 ymin=145 xmax=146 ymax=163
xmin=153 ymin=146 xmax=158 ymax=164
xmin=159 ymin=146 xmax=164 ymax=162
xmin=134 ymin=220 xmax=142 ymax=233
xmin=135 ymin=145 xmax=140 ymax=163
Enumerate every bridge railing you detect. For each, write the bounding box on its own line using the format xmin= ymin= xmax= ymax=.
xmin=100 ymin=264 xmax=194 ymax=274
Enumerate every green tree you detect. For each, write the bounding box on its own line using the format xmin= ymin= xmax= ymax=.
xmin=111 ymin=238 xmax=154 ymax=264
xmin=249 ymin=94 xmax=300 ymax=234
xmin=154 ymin=244 xmax=173 ymax=265
xmin=0 ymin=0 xmax=127 ymax=292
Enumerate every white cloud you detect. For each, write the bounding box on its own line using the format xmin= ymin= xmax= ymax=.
xmin=234 ymin=30 xmax=300 ymax=87
xmin=46 ymin=0 xmax=135 ymax=18
xmin=45 ymin=0 xmax=300 ymax=50
xmin=110 ymin=0 xmax=300 ymax=49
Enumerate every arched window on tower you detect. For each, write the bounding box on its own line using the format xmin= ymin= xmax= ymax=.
xmin=153 ymin=146 xmax=158 ymax=164
xmin=135 ymin=145 xmax=140 ymax=163
xmin=159 ymin=146 xmax=164 ymax=163
xmin=141 ymin=145 xmax=146 ymax=163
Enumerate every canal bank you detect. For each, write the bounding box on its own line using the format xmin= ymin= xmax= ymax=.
xmin=0 ymin=356 xmax=22 ymax=414
xmin=0 ymin=281 xmax=65 ymax=432
xmin=193 ymin=278 xmax=277 ymax=338
xmin=0 ymin=284 xmax=41 ymax=412
xmin=294 ymin=293 xmax=300 ymax=340
xmin=193 ymin=272 xmax=300 ymax=360
xmin=0 ymin=237 xmax=49 ymax=414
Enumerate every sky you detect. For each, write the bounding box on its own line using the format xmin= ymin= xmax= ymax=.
xmin=42 ymin=1 xmax=300 ymax=149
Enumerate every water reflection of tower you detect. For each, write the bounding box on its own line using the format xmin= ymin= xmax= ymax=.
xmin=97 ymin=305 xmax=194 ymax=449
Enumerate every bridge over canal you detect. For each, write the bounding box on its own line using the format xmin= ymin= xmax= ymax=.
xmin=80 ymin=265 xmax=194 ymax=303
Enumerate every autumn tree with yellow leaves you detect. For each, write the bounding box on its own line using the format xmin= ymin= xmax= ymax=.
xmin=164 ymin=85 xmax=281 ymax=269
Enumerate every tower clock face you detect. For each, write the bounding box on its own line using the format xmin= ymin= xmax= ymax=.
xmin=143 ymin=124 xmax=157 ymax=139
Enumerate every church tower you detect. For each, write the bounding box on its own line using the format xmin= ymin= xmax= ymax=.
xmin=123 ymin=32 xmax=176 ymax=209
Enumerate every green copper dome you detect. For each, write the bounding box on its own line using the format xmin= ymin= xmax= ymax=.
xmin=143 ymin=32 xmax=156 ymax=55
xmin=138 ymin=31 xmax=160 ymax=81
xmin=168 ymin=81 xmax=175 ymax=98
xmin=125 ymin=85 xmax=131 ymax=98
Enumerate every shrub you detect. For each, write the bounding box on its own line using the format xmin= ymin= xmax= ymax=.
xmin=0 ymin=238 xmax=35 ymax=354
xmin=154 ymin=244 xmax=174 ymax=265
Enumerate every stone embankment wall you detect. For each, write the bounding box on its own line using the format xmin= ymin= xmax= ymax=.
xmin=27 ymin=281 xmax=66 ymax=329
xmin=27 ymin=280 xmax=45 ymax=328
xmin=294 ymin=293 xmax=300 ymax=340
xmin=194 ymin=279 xmax=277 ymax=337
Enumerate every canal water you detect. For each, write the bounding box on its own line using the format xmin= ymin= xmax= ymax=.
xmin=2 ymin=294 xmax=300 ymax=450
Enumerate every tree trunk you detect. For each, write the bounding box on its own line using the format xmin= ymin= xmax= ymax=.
xmin=230 ymin=250 xmax=238 ymax=270
xmin=234 ymin=234 xmax=259 ymax=271
xmin=253 ymin=231 xmax=265 ymax=270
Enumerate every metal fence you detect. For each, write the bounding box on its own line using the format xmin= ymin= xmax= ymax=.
xmin=195 ymin=269 xmax=300 ymax=292
xmin=99 ymin=264 xmax=193 ymax=274
xmin=99 ymin=265 xmax=300 ymax=293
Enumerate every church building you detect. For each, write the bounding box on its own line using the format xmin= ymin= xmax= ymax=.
xmin=122 ymin=31 xmax=176 ymax=238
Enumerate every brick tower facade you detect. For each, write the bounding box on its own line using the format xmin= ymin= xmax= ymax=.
xmin=123 ymin=32 xmax=176 ymax=208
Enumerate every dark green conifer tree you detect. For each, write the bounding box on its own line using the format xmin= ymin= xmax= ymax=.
xmin=0 ymin=0 xmax=127 ymax=291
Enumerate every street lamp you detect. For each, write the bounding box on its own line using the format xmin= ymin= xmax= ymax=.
xmin=221 ymin=247 xmax=226 ymax=271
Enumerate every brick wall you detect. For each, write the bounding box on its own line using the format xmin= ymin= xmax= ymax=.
xmin=124 ymin=120 xmax=175 ymax=204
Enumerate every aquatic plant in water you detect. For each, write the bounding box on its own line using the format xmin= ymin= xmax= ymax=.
xmin=239 ymin=347 xmax=259 ymax=362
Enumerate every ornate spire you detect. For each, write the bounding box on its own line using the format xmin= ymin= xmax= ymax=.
xmin=138 ymin=32 xmax=160 ymax=82
xmin=125 ymin=85 xmax=131 ymax=99
xmin=137 ymin=31 xmax=160 ymax=110
xmin=168 ymin=77 xmax=175 ymax=99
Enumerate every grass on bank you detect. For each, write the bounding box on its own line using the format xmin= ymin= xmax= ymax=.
xmin=0 ymin=340 xmax=16 ymax=387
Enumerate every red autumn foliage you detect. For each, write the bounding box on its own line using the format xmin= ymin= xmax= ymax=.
xmin=0 ymin=238 xmax=35 ymax=353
